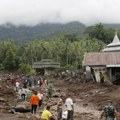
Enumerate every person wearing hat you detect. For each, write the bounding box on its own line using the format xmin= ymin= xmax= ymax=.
xmin=100 ymin=100 xmax=118 ymax=120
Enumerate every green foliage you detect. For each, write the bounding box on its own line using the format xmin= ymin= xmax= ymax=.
xmin=85 ymin=23 xmax=117 ymax=43
xmin=0 ymin=35 xmax=106 ymax=72
xmin=0 ymin=64 xmax=4 ymax=70
xmin=3 ymin=47 xmax=18 ymax=70
xmin=54 ymin=65 xmax=77 ymax=74
xmin=18 ymin=63 xmax=36 ymax=75
xmin=60 ymin=32 xmax=78 ymax=42
xmin=0 ymin=22 xmax=119 ymax=72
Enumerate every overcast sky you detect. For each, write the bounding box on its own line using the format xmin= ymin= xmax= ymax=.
xmin=0 ymin=0 xmax=120 ymax=26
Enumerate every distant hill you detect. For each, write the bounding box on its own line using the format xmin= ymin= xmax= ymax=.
xmin=104 ymin=23 xmax=120 ymax=29
xmin=0 ymin=21 xmax=86 ymax=44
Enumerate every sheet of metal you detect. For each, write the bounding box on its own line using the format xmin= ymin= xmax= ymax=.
xmin=83 ymin=52 xmax=120 ymax=66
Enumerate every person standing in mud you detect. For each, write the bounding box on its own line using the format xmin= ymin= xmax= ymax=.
xmin=23 ymin=79 xmax=28 ymax=88
xmin=30 ymin=92 xmax=39 ymax=114
xmin=48 ymin=85 xmax=53 ymax=99
xmin=20 ymin=88 xmax=27 ymax=101
xmin=100 ymin=100 xmax=118 ymax=120
xmin=37 ymin=91 xmax=43 ymax=109
xmin=15 ymin=80 xmax=20 ymax=92
xmin=65 ymin=94 xmax=74 ymax=120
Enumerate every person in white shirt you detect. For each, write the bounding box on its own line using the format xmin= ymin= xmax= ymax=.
xmin=16 ymin=81 xmax=20 ymax=92
xmin=18 ymin=88 xmax=27 ymax=101
xmin=65 ymin=94 xmax=74 ymax=120
xmin=37 ymin=91 xmax=43 ymax=108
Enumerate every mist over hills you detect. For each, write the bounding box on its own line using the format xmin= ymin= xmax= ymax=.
xmin=0 ymin=21 xmax=120 ymax=44
xmin=104 ymin=24 xmax=120 ymax=30
xmin=0 ymin=21 xmax=85 ymax=44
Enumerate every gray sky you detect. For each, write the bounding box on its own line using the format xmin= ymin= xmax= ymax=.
xmin=0 ymin=0 xmax=120 ymax=26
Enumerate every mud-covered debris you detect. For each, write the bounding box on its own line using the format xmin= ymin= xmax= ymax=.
xmin=0 ymin=97 xmax=7 ymax=102
xmin=14 ymin=101 xmax=31 ymax=112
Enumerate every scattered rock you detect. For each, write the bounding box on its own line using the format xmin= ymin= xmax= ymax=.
xmin=14 ymin=101 xmax=31 ymax=112
xmin=83 ymin=103 xmax=88 ymax=107
xmin=0 ymin=97 xmax=7 ymax=102
xmin=52 ymin=92 xmax=60 ymax=98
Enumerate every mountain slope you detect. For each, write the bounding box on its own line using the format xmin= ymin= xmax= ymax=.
xmin=0 ymin=21 xmax=86 ymax=44
xmin=104 ymin=23 xmax=120 ymax=29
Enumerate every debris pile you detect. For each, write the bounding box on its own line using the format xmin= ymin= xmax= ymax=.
xmin=0 ymin=81 xmax=16 ymax=113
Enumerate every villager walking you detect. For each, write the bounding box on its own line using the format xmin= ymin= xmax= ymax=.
xmin=57 ymin=97 xmax=63 ymax=120
xmin=18 ymin=88 xmax=27 ymax=101
xmin=47 ymin=85 xmax=53 ymax=99
xmin=15 ymin=80 xmax=20 ymax=92
xmin=100 ymin=100 xmax=118 ymax=120
xmin=65 ymin=94 xmax=74 ymax=120
xmin=37 ymin=90 xmax=44 ymax=109
xmin=30 ymin=92 xmax=39 ymax=114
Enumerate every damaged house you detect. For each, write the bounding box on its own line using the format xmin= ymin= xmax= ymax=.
xmin=83 ymin=32 xmax=120 ymax=83
xmin=32 ymin=59 xmax=60 ymax=75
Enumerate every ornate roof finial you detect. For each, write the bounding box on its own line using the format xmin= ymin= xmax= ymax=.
xmin=102 ymin=28 xmax=120 ymax=52
xmin=115 ymin=28 xmax=118 ymax=35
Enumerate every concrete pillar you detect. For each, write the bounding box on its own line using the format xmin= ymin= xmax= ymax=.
xmin=109 ymin=68 xmax=112 ymax=81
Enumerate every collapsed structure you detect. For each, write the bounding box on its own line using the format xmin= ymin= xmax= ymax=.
xmin=83 ymin=32 xmax=120 ymax=83
xmin=32 ymin=59 xmax=60 ymax=75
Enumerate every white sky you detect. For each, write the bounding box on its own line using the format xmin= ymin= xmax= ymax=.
xmin=0 ymin=0 xmax=120 ymax=26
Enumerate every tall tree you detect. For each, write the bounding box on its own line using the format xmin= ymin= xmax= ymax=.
xmin=3 ymin=48 xmax=17 ymax=70
xmin=85 ymin=23 xmax=116 ymax=43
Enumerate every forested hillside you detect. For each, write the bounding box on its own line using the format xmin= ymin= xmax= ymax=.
xmin=0 ymin=38 xmax=105 ymax=73
xmin=0 ymin=22 xmax=120 ymax=73
xmin=0 ymin=21 xmax=85 ymax=44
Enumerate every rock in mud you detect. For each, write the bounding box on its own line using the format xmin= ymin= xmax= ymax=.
xmin=0 ymin=97 xmax=7 ymax=102
xmin=14 ymin=101 xmax=31 ymax=112
xmin=52 ymin=92 xmax=60 ymax=98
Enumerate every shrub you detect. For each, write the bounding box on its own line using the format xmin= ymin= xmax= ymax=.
xmin=18 ymin=63 xmax=36 ymax=75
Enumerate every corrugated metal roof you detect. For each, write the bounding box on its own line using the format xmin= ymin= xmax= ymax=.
xmin=83 ymin=52 xmax=120 ymax=66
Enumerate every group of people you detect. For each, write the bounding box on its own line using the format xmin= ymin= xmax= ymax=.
xmin=57 ymin=94 xmax=74 ymax=120
xmin=10 ymin=74 xmax=74 ymax=120
xmin=30 ymin=90 xmax=74 ymax=120
xmin=30 ymin=91 xmax=54 ymax=120
xmin=3 ymin=73 xmax=120 ymax=120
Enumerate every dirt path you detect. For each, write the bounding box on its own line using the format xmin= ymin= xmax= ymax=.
xmin=74 ymin=99 xmax=101 ymax=120
xmin=53 ymin=79 xmax=104 ymax=120
xmin=1 ymin=76 xmax=120 ymax=120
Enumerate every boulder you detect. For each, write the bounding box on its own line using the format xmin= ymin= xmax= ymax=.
xmin=14 ymin=101 xmax=31 ymax=112
xmin=0 ymin=97 xmax=7 ymax=102
xmin=0 ymin=105 xmax=4 ymax=109
xmin=52 ymin=92 xmax=60 ymax=98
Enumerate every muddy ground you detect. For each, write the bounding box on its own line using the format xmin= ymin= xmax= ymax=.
xmin=0 ymin=76 xmax=120 ymax=120
xmin=53 ymin=79 xmax=120 ymax=120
